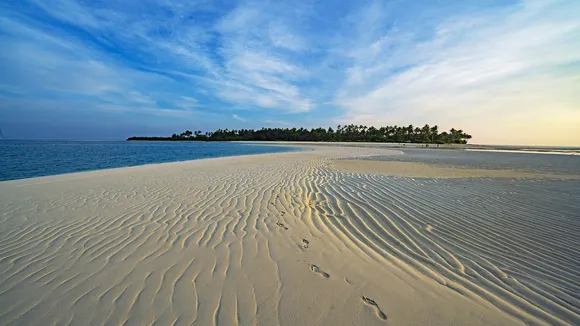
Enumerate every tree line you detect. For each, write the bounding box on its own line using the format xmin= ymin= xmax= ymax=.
xmin=128 ymin=124 xmax=472 ymax=144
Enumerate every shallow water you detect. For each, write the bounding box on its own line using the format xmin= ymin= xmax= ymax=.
xmin=366 ymin=148 xmax=580 ymax=175
xmin=0 ymin=140 xmax=301 ymax=181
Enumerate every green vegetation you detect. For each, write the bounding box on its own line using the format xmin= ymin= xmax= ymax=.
xmin=128 ymin=124 xmax=472 ymax=144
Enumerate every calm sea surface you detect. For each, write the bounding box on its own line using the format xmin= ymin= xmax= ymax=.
xmin=0 ymin=140 xmax=302 ymax=181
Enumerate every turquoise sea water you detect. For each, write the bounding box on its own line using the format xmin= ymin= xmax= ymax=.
xmin=0 ymin=140 xmax=300 ymax=181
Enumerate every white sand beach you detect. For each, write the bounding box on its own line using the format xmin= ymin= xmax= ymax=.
xmin=1 ymin=145 xmax=579 ymax=325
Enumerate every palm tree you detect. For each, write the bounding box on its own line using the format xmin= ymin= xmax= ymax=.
xmin=182 ymin=130 xmax=193 ymax=138
xmin=430 ymin=125 xmax=438 ymax=142
xmin=130 ymin=124 xmax=472 ymax=144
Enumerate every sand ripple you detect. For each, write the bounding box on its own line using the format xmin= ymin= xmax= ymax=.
xmin=318 ymin=169 xmax=580 ymax=325
xmin=0 ymin=147 xmax=578 ymax=325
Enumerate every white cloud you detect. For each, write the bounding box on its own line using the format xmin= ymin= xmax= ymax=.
xmin=263 ymin=119 xmax=291 ymax=127
xmin=212 ymin=3 xmax=314 ymax=113
xmin=0 ymin=84 xmax=24 ymax=94
xmin=0 ymin=13 xmax=199 ymax=119
xmin=172 ymin=96 xmax=198 ymax=110
xmin=232 ymin=114 xmax=246 ymax=121
xmin=3 ymin=0 xmax=316 ymax=117
xmin=268 ymin=24 xmax=305 ymax=51
xmin=335 ymin=0 xmax=580 ymax=145
xmin=2 ymin=0 xmax=580 ymax=144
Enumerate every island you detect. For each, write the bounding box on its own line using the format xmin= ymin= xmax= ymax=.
xmin=128 ymin=124 xmax=473 ymax=144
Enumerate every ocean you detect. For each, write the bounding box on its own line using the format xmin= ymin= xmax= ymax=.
xmin=0 ymin=140 xmax=301 ymax=181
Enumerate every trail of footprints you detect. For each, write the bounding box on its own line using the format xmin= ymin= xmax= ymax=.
xmin=273 ymin=220 xmax=388 ymax=322
xmin=275 ymin=222 xmax=288 ymax=230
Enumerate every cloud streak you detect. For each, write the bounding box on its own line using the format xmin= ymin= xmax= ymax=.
xmin=334 ymin=0 xmax=580 ymax=145
xmin=232 ymin=114 xmax=246 ymax=122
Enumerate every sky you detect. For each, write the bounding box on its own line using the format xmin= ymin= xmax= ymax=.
xmin=0 ymin=0 xmax=579 ymax=145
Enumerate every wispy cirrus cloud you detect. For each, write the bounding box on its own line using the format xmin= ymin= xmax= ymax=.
xmin=333 ymin=0 xmax=580 ymax=145
xmin=0 ymin=0 xmax=578 ymax=144
xmin=232 ymin=114 xmax=246 ymax=122
xmin=262 ymin=119 xmax=292 ymax=127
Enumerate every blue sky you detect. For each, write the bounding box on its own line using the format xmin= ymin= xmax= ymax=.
xmin=0 ymin=0 xmax=579 ymax=145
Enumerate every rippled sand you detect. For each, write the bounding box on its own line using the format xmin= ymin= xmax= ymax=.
xmin=0 ymin=146 xmax=578 ymax=325
xmin=331 ymin=159 xmax=580 ymax=179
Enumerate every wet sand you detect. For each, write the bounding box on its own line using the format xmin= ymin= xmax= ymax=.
xmin=0 ymin=145 xmax=578 ymax=325
xmin=331 ymin=159 xmax=580 ymax=179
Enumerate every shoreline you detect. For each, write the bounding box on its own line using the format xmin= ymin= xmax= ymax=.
xmin=1 ymin=145 xmax=578 ymax=325
xmin=331 ymin=159 xmax=580 ymax=179
xmin=465 ymin=148 xmax=580 ymax=155
xmin=244 ymin=141 xmax=580 ymax=155
xmin=0 ymin=143 xmax=307 ymax=183
xmin=0 ymin=141 xmax=580 ymax=183
xmin=0 ymin=150 xmax=303 ymax=184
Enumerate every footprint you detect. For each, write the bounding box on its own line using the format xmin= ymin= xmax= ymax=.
xmin=309 ymin=264 xmax=330 ymax=278
xmin=361 ymin=296 xmax=387 ymax=321
xmin=301 ymin=238 xmax=310 ymax=249
xmin=276 ymin=222 xmax=288 ymax=230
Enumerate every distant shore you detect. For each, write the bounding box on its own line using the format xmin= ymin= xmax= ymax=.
xmin=127 ymin=137 xmax=580 ymax=155
xmin=128 ymin=124 xmax=473 ymax=144
xmin=466 ymin=148 xmax=580 ymax=155
xmin=244 ymin=140 xmax=580 ymax=155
